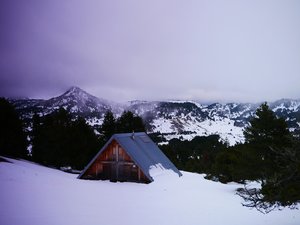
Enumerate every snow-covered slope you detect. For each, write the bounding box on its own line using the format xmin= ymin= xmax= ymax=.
xmin=128 ymin=101 xmax=257 ymax=145
xmin=127 ymin=99 xmax=300 ymax=145
xmin=0 ymin=157 xmax=299 ymax=225
xmin=9 ymin=87 xmax=300 ymax=145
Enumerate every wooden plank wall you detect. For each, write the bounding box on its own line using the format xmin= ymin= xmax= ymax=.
xmin=81 ymin=140 xmax=150 ymax=183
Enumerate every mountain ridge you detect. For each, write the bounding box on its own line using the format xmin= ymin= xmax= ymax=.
xmin=7 ymin=86 xmax=300 ymax=145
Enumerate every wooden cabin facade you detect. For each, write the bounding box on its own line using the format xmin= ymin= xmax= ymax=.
xmin=78 ymin=132 xmax=182 ymax=183
xmin=79 ymin=140 xmax=150 ymax=183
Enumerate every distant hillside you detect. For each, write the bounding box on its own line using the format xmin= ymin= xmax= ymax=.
xmin=8 ymin=87 xmax=300 ymax=145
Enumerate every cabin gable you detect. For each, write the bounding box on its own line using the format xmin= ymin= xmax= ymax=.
xmin=80 ymin=140 xmax=150 ymax=183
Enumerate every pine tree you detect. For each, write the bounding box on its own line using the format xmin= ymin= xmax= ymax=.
xmin=236 ymin=103 xmax=299 ymax=213
xmin=100 ymin=110 xmax=116 ymax=141
xmin=0 ymin=98 xmax=27 ymax=158
xmin=67 ymin=117 xmax=101 ymax=169
xmin=32 ymin=108 xmax=100 ymax=169
xmin=237 ymin=141 xmax=300 ymax=213
xmin=243 ymin=102 xmax=292 ymax=179
xmin=116 ymin=111 xmax=145 ymax=133
xmin=244 ymin=102 xmax=291 ymax=148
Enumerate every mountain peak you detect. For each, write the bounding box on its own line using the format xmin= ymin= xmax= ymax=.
xmin=65 ymin=86 xmax=85 ymax=95
xmin=62 ymin=87 xmax=118 ymax=108
xmin=38 ymin=86 xmax=113 ymax=115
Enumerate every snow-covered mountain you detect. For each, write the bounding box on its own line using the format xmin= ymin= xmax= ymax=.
xmin=127 ymin=99 xmax=300 ymax=145
xmin=11 ymin=87 xmax=122 ymax=126
xmin=127 ymin=101 xmax=256 ymax=145
xmin=9 ymin=87 xmax=300 ymax=145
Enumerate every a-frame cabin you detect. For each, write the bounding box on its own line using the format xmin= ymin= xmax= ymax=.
xmin=78 ymin=132 xmax=182 ymax=183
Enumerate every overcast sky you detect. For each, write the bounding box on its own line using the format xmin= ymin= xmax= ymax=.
xmin=0 ymin=0 xmax=299 ymax=103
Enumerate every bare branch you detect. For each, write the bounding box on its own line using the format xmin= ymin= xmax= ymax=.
xmin=236 ymin=185 xmax=282 ymax=214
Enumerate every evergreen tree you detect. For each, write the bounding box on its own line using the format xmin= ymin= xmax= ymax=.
xmin=100 ymin=110 xmax=116 ymax=141
xmin=32 ymin=108 xmax=100 ymax=169
xmin=243 ymin=102 xmax=292 ymax=180
xmin=260 ymin=142 xmax=300 ymax=209
xmin=236 ymin=103 xmax=299 ymax=212
xmin=67 ymin=117 xmax=101 ymax=169
xmin=0 ymin=98 xmax=27 ymax=158
xmin=116 ymin=111 xmax=145 ymax=133
xmin=244 ymin=102 xmax=291 ymax=148
xmin=237 ymin=141 xmax=300 ymax=213
xmin=32 ymin=108 xmax=71 ymax=166
xmin=212 ymin=144 xmax=260 ymax=183
xmin=162 ymin=135 xmax=227 ymax=174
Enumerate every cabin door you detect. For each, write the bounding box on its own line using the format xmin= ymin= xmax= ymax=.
xmin=102 ymin=164 xmax=111 ymax=179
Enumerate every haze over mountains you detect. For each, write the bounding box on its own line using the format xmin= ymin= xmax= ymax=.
xmin=9 ymin=87 xmax=300 ymax=145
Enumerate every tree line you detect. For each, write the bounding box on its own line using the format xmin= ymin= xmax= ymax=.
xmin=0 ymin=97 xmax=145 ymax=169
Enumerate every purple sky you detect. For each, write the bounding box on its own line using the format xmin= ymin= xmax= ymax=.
xmin=0 ymin=0 xmax=300 ymax=103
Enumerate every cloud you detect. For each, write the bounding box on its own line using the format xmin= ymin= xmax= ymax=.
xmin=0 ymin=0 xmax=299 ymax=102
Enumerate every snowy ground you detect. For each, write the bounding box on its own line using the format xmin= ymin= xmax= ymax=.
xmin=0 ymin=157 xmax=299 ymax=225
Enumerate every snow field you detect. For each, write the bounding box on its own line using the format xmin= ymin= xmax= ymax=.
xmin=151 ymin=116 xmax=244 ymax=146
xmin=0 ymin=158 xmax=299 ymax=225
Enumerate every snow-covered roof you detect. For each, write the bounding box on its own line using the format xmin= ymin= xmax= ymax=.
xmin=78 ymin=132 xmax=182 ymax=182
